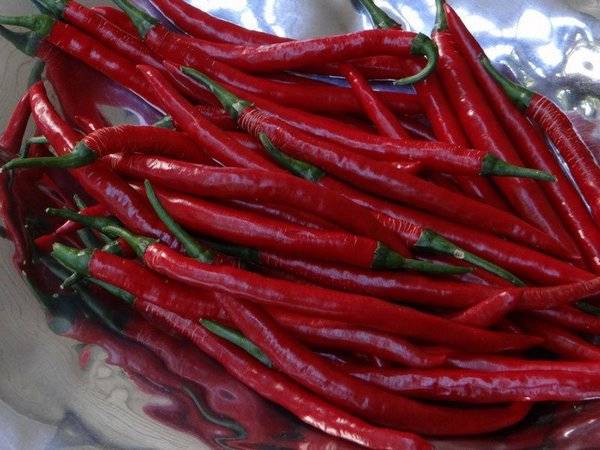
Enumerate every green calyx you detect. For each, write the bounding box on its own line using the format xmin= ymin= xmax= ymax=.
xmin=394 ymin=33 xmax=439 ymax=86
xmin=0 ymin=14 xmax=55 ymax=36
xmin=2 ymin=142 xmax=96 ymax=171
xmin=434 ymin=0 xmax=448 ymax=31
xmin=144 ymin=180 xmax=214 ymax=263
xmin=31 ymin=0 xmax=67 ymax=18
xmin=414 ymin=229 xmax=525 ymax=286
xmin=111 ymin=0 xmax=157 ymax=38
xmin=102 ymin=225 xmax=156 ymax=258
xmin=201 ymin=319 xmax=272 ymax=367
xmin=480 ymin=154 xmax=556 ymax=181
xmin=480 ymin=56 xmax=534 ymax=111
xmin=182 ymin=66 xmax=253 ymax=121
xmin=356 ymin=0 xmax=402 ymax=29
xmin=372 ymin=243 xmax=471 ymax=275
xmin=0 ymin=26 xmax=43 ymax=57
xmin=51 ymin=243 xmax=92 ymax=276
xmin=259 ymin=134 xmax=325 ymax=182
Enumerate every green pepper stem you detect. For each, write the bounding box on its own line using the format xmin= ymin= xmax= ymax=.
xmin=356 ymin=0 xmax=402 ymax=29
xmin=61 ymin=240 xmax=126 ymax=289
xmin=414 ymin=230 xmax=525 ymax=286
xmin=394 ymin=33 xmax=439 ymax=86
xmin=144 ymin=180 xmax=214 ymax=263
xmin=31 ymin=0 xmax=67 ymax=18
xmin=153 ymin=116 xmax=174 ymax=129
xmin=201 ymin=319 xmax=272 ymax=367
xmin=480 ymin=154 xmax=556 ymax=181
xmin=2 ymin=142 xmax=96 ymax=171
xmin=181 ymin=66 xmax=253 ymax=121
xmin=372 ymin=243 xmax=471 ymax=275
xmin=111 ymin=0 xmax=157 ymax=37
xmin=258 ymin=134 xmax=325 ymax=182
xmin=0 ymin=25 xmax=43 ymax=57
xmin=480 ymin=56 xmax=534 ymax=111
xmin=102 ymin=225 xmax=155 ymax=258
xmin=0 ymin=14 xmax=55 ymax=36
xmin=434 ymin=0 xmax=448 ymax=31
xmin=51 ymin=243 xmax=92 ymax=276
xmin=27 ymin=136 xmax=48 ymax=145
xmin=28 ymin=59 xmax=45 ymax=87
xmin=46 ymin=207 xmax=120 ymax=231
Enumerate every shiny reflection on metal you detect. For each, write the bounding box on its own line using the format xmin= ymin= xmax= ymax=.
xmin=0 ymin=0 xmax=599 ymax=449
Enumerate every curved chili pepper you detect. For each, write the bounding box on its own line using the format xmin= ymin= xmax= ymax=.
xmin=481 ymin=56 xmax=600 ymax=232
xmin=357 ymin=0 xmax=508 ymax=209
xmin=445 ymin=5 xmax=600 ymax=274
xmin=517 ymin=318 xmax=600 ymax=361
xmin=137 ymin=302 xmax=433 ymax=450
xmin=269 ymin=310 xmax=448 ymax=368
xmin=0 ymin=89 xmax=31 ymax=158
xmin=452 ymin=291 xmax=520 ymax=328
xmin=52 ymin=236 xmax=540 ymax=353
xmin=449 ymin=354 xmax=600 ymax=374
xmin=137 ymin=65 xmax=278 ymax=171
xmin=3 ymin=125 xmax=212 ymax=169
xmin=350 ymin=367 xmax=600 ymax=403
xmin=26 ymin=81 xmax=175 ymax=247
xmin=219 ymin=296 xmax=531 ymax=436
xmin=113 ymin=0 xmax=437 ymax=84
xmin=430 ymin=0 xmax=578 ymax=258
xmin=105 ymin=152 xmax=531 ymax=284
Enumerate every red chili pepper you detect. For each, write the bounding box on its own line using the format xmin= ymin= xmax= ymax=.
xmin=448 ymin=354 xmax=600 ymax=374
xmin=339 ymin=63 xmax=410 ymax=139
xmin=114 ymin=0 xmax=437 ymax=84
xmin=27 ymin=81 xmax=175 ymax=246
xmin=431 ymin=0 xmax=578 ymax=257
xmin=90 ymin=6 xmax=138 ymax=36
xmin=219 ymin=296 xmax=531 ymax=436
xmin=0 ymin=89 xmax=31 ymax=158
xmin=518 ymin=318 xmax=600 ymax=361
xmin=350 ymin=366 xmax=600 ymax=403
xmin=445 ymin=4 xmax=600 ymax=274
xmin=531 ymin=306 xmax=600 ymax=335
xmin=137 ymin=302 xmax=432 ymax=450
xmin=51 ymin=239 xmax=540 ymax=353
xmin=451 ymin=291 xmax=520 ymax=328
xmin=269 ymin=310 xmax=448 ymax=368
xmin=356 ymin=0 xmax=508 ymax=210
xmin=7 ymin=124 xmax=215 ymax=170
xmin=138 ymin=65 xmax=279 ymax=171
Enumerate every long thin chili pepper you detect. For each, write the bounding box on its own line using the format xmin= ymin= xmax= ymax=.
xmin=219 ymin=296 xmax=531 ymax=436
xmin=106 ymin=152 xmax=531 ymax=284
xmin=51 ymin=233 xmax=540 ymax=353
xmin=356 ymin=0 xmax=508 ymax=209
xmin=480 ymin=56 xmax=600 ymax=228
xmin=3 ymin=125 xmax=212 ymax=169
xmin=431 ymin=0 xmax=578 ymax=256
xmin=350 ymin=367 xmax=600 ymax=403
xmin=445 ymin=4 xmax=600 ymax=274
xmin=0 ymin=89 xmax=32 ymax=158
xmin=531 ymin=306 xmax=600 ymax=335
xmin=90 ymin=6 xmax=138 ymax=36
xmin=270 ymin=310 xmax=448 ymax=368
xmin=517 ymin=318 xmax=600 ymax=361
xmin=25 ymin=81 xmax=175 ymax=247
xmin=134 ymin=302 xmax=433 ymax=450
xmin=113 ymin=0 xmax=437 ymax=84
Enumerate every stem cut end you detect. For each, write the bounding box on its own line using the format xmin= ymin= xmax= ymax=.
xmin=481 ymin=154 xmax=556 ymax=181
xmin=181 ymin=66 xmax=252 ymax=120
xmin=394 ymin=33 xmax=438 ymax=85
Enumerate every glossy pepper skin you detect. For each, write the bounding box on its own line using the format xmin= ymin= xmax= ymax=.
xmin=220 ymin=296 xmax=532 ymax=436
xmin=137 ymin=302 xmax=432 ymax=450
xmin=445 ymin=4 xmax=600 ymax=275
xmin=351 ymin=367 xmax=600 ymax=403
xmin=27 ymin=82 xmax=175 ymax=247
xmin=431 ymin=0 xmax=578 ymax=259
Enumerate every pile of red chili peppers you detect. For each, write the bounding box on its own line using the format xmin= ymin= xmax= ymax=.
xmin=1 ymin=0 xmax=600 ymax=448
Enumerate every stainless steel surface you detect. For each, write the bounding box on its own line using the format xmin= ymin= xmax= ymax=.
xmin=1 ymin=1 xmax=600 ymax=449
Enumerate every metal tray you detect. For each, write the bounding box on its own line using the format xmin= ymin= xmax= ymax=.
xmin=1 ymin=1 xmax=600 ymax=448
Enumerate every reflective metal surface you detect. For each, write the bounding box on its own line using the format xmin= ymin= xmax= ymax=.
xmin=1 ymin=1 xmax=599 ymax=449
